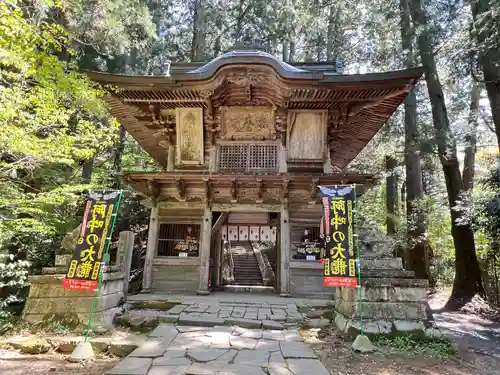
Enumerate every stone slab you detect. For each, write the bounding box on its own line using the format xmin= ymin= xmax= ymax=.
xmin=212 ymin=349 xmax=238 ymax=364
xmin=234 ymin=327 xmax=263 ymax=339
xmin=107 ymin=357 xmax=152 ymax=375
xmin=178 ymin=314 xmax=225 ymax=327
xmin=209 ymin=332 xmax=231 ymax=349
xmin=129 ymin=339 xmax=171 ymax=358
xmin=229 ymin=336 xmax=258 ymax=350
xmin=148 ymin=366 xmax=190 ymax=375
xmin=108 ymin=335 xmax=147 ymax=357
xmin=158 ymin=315 xmax=179 ymax=324
xmin=167 ymin=305 xmax=188 ymax=314
xmin=206 ymin=326 xmax=235 ymax=336
xmin=255 ymin=339 xmax=281 ymax=352
xmin=177 ymin=326 xmax=210 ymax=333
xmin=280 ymin=342 xmax=317 ymax=359
xmin=185 ymin=362 xmax=219 ymax=375
xmin=234 ymin=349 xmax=270 ymax=366
xmin=262 ymin=320 xmax=284 ymax=330
xmin=225 ymin=318 xmax=262 ymax=328
xmin=217 ymin=365 xmax=267 ymax=375
xmin=187 ymin=348 xmax=229 ymax=362
xmin=268 ymin=365 xmax=292 ymax=375
xmin=287 ymin=359 xmax=330 ymax=375
xmin=262 ymin=330 xmax=285 ymax=341
xmin=269 ymin=350 xmax=286 ymax=366
xmin=283 ymin=330 xmax=303 ymax=342
xmin=152 ymin=356 xmax=191 ymax=366
xmin=149 ymin=324 xmax=179 ymax=338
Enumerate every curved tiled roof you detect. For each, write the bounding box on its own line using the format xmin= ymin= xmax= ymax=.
xmin=188 ymin=49 xmax=307 ymax=75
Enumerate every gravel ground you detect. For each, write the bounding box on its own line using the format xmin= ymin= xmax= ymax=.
xmin=0 ymin=349 xmax=118 ymax=375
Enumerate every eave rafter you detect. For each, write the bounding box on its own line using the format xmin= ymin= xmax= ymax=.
xmin=124 ymin=172 xmax=375 ymax=204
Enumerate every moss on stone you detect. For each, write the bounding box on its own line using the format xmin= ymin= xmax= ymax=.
xmin=131 ymin=301 xmax=180 ymax=310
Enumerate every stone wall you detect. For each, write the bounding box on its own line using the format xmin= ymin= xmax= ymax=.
xmin=290 ymin=262 xmax=334 ymax=299
xmin=151 ymin=258 xmax=200 ymax=294
xmin=22 ymin=266 xmax=124 ymax=328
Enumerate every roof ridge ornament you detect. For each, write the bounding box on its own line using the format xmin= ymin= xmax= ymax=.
xmin=226 ymin=30 xmax=265 ymax=52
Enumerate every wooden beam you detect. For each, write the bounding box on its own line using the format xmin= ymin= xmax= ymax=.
xmin=211 ymin=212 xmax=228 ymax=238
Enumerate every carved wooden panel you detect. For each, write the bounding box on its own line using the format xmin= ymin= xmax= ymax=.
xmin=220 ymin=107 xmax=275 ymax=140
xmin=176 ymin=108 xmax=204 ymax=165
xmin=287 ymin=110 xmax=327 ymax=160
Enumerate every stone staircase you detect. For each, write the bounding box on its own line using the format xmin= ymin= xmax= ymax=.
xmin=230 ymin=241 xmax=264 ymax=286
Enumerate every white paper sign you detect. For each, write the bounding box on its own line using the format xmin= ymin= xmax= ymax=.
xmin=306 ymin=255 xmax=316 ymax=261
xmin=178 ymin=252 xmax=188 ymax=258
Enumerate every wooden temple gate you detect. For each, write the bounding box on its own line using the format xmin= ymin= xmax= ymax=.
xmin=88 ymin=47 xmax=423 ymax=297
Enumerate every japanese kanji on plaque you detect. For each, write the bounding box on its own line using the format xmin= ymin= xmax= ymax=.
xmin=63 ymin=191 xmax=122 ymax=291
xmin=319 ymin=185 xmax=358 ymax=288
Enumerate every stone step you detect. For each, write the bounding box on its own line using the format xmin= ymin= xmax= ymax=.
xmin=361 ymin=269 xmax=416 ymax=278
xmin=223 ymin=285 xmax=275 ymax=293
xmin=361 ymin=257 xmax=403 ymax=270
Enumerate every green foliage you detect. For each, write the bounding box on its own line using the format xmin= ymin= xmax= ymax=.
xmin=373 ymin=333 xmax=454 ymax=359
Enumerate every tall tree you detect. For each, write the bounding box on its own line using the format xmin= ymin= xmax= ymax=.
xmin=470 ymin=0 xmax=500 ymax=149
xmin=409 ymin=0 xmax=484 ymax=305
xmin=400 ymin=0 xmax=431 ymax=280
xmin=191 ymin=0 xmax=207 ymax=61
xmin=463 ymin=81 xmax=482 ymax=190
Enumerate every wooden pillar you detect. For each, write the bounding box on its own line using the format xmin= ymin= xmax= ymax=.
xmin=279 ymin=205 xmax=291 ymax=296
xmin=323 ymin=149 xmax=332 ymax=173
xmin=197 ymin=208 xmax=212 ymax=295
xmin=278 ymin=145 xmax=287 ymax=173
xmin=214 ymin=230 xmax=222 ymax=288
xmin=116 ymin=231 xmax=135 ymax=301
xmin=208 ymin=147 xmax=217 ymax=172
xmin=167 ymin=147 xmax=175 ymax=171
xmin=142 ymin=204 xmax=159 ymax=292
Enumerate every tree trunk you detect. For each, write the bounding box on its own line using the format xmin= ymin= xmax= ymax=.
xmin=470 ymin=0 xmax=500 ymax=150
xmin=190 ymin=0 xmax=207 ymax=62
xmin=282 ymin=41 xmax=289 ymax=61
xmin=82 ymin=159 xmax=94 ymax=184
xmin=289 ymin=41 xmax=296 ymax=62
xmin=463 ymin=81 xmax=481 ymax=190
xmin=409 ymin=0 xmax=483 ymax=304
xmin=400 ymin=0 xmax=431 ymax=281
xmin=386 ymin=155 xmax=398 ymax=235
xmin=326 ymin=6 xmax=335 ymax=61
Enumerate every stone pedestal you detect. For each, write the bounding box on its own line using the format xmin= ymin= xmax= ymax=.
xmin=22 ymin=264 xmax=125 ymax=329
xmin=333 ymin=255 xmax=435 ymax=338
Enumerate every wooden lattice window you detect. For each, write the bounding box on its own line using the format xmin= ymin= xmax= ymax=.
xmin=157 ymin=224 xmax=201 ymax=257
xmin=219 ymin=144 xmax=278 ymax=172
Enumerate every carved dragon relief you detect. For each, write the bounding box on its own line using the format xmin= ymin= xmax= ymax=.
xmin=220 ymin=106 xmax=276 ymax=141
xmin=147 ymin=104 xmax=176 ymax=147
xmin=226 ymin=72 xmax=266 ymax=86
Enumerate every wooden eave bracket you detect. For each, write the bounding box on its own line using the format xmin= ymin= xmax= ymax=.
xmin=203 ymin=177 xmax=211 ymax=207
xmin=175 ymin=178 xmax=186 ymax=201
xmin=256 ymin=178 xmax=263 ymax=203
xmin=230 ymin=178 xmax=238 ymax=203
xmin=147 ymin=179 xmax=160 ymax=201
xmin=309 ymin=178 xmax=319 ymax=204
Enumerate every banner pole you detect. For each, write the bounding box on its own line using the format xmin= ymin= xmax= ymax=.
xmin=354 ymin=184 xmax=364 ymax=336
xmin=84 ymin=190 xmax=123 ymax=343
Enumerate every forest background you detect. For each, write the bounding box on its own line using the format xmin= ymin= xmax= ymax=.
xmin=0 ymin=0 xmax=499 ymax=331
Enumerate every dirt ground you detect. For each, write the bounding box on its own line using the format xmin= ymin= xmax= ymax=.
xmin=310 ymin=334 xmax=500 ymax=375
xmin=0 ymin=349 xmax=118 ymax=375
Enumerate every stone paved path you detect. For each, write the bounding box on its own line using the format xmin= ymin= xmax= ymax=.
xmin=110 ymin=294 xmax=332 ymax=375
xmin=107 ymin=323 xmax=331 ymax=375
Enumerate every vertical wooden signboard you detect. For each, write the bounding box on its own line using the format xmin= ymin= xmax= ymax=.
xmin=64 ymin=190 xmax=122 ymax=291
xmin=319 ymin=185 xmax=358 ymax=288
